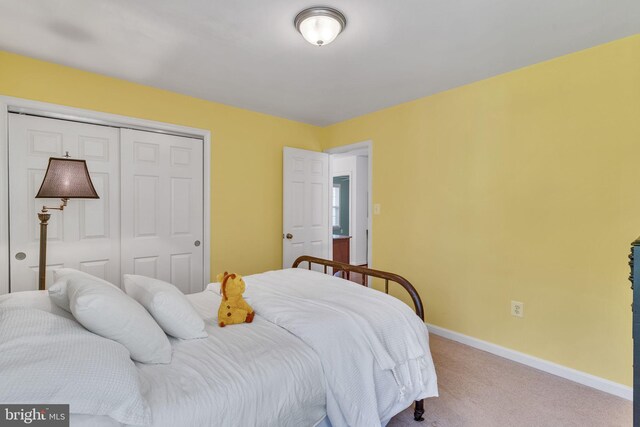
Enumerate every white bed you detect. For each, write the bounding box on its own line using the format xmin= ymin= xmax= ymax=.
xmin=0 ymin=266 xmax=438 ymax=427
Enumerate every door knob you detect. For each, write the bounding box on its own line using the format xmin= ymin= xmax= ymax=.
xmin=194 ymin=240 xmax=201 ymax=247
xmin=286 ymin=233 xmax=293 ymax=240
xmin=15 ymin=252 xmax=26 ymax=260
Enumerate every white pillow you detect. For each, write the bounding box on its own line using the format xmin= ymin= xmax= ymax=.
xmin=0 ymin=307 xmax=151 ymax=425
xmin=124 ymin=275 xmax=207 ymax=340
xmin=49 ymin=268 xmax=118 ymax=312
xmin=67 ymin=275 xmax=172 ymax=364
xmin=0 ymin=290 xmax=74 ymax=320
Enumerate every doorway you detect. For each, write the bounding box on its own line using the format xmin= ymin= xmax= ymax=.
xmin=327 ymin=141 xmax=372 ymax=269
xmin=282 ymin=141 xmax=372 ymax=274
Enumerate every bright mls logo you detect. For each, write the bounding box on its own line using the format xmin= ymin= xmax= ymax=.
xmin=0 ymin=405 xmax=68 ymax=426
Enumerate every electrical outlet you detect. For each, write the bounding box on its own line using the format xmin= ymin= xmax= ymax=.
xmin=511 ymin=301 xmax=524 ymax=318
xmin=373 ymin=204 xmax=381 ymax=215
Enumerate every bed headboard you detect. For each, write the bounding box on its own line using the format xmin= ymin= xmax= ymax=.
xmin=291 ymin=256 xmax=425 ymax=321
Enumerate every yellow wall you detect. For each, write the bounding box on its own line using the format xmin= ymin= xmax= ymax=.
xmin=2 ymin=35 xmax=638 ymax=386
xmin=0 ymin=51 xmax=322 ymax=276
xmin=322 ymin=35 xmax=640 ymax=386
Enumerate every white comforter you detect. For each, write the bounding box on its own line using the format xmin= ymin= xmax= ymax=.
xmin=208 ymin=268 xmax=438 ymax=427
xmin=72 ymin=288 xmax=327 ymax=427
xmin=11 ymin=268 xmax=438 ymax=427
xmin=137 ymin=289 xmax=326 ymax=427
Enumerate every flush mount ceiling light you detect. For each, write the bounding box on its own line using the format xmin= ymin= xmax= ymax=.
xmin=295 ymin=7 xmax=347 ymax=47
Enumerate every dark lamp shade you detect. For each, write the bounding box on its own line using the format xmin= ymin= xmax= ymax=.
xmin=35 ymin=158 xmax=99 ymax=199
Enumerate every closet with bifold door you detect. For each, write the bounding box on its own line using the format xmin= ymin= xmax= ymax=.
xmin=7 ymin=113 xmax=204 ymax=294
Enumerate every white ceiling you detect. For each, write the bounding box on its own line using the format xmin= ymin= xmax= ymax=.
xmin=0 ymin=1 xmax=638 ymax=126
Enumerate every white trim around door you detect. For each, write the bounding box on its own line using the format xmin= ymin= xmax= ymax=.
xmin=0 ymin=96 xmax=212 ymax=294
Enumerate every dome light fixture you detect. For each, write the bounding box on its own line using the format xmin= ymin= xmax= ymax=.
xmin=294 ymin=7 xmax=347 ymax=47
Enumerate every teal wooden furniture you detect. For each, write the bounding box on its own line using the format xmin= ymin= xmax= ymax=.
xmin=630 ymin=238 xmax=640 ymax=426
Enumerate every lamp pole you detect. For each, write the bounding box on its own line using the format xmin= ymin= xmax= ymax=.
xmin=37 ymin=198 xmax=68 ymax=291
xmin=37 ymin=210 xmax=50 ymax=291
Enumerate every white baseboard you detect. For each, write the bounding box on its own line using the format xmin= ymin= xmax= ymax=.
xmin=426 ymin=323 xmax=633 ymax=401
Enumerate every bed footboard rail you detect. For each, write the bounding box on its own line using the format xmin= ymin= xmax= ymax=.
xmin=292 ymin=255 xmax=425 ymax=321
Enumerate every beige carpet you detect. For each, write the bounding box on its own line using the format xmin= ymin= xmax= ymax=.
xmin=388 ymin=335 xmax=631 ymax=427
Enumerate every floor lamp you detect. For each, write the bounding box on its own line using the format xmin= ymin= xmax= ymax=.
xmin=35 ymin=154 xmax=99 ymax=290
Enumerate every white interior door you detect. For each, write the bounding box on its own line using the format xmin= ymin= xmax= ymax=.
xmin=120 ymin=129 xmax=204 ymax=293
xmin=8 ymin=114 xmax=120 ymax=291
xmin=283 ymin=147 xmax=330 ymax=269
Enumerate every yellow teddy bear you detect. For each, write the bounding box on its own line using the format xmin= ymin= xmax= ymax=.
xmin=217 ymin=272 xmax=255 ymax=327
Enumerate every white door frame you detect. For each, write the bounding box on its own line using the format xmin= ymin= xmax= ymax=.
xmin=0 ymin=96 xmax=212 ymax=294
xmin=325 ymin=140 xmax=373 ymax=268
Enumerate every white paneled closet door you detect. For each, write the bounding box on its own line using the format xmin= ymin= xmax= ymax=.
xmin=120 ymin=129 xmax=204 ymax=294
xmin=8 ymin=114 xmax=120 ymax=291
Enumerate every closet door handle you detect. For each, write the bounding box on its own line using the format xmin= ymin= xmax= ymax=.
xmin=194 ymin=240 xmax=201 ymax=247
xmin=15 ymin=252 xmax=26 ymax=261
